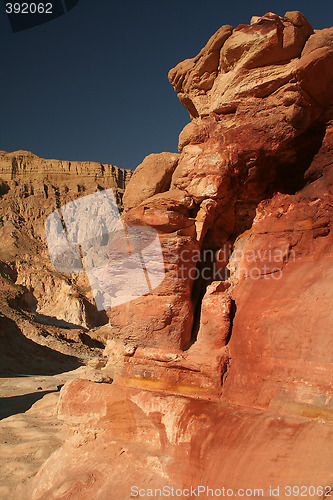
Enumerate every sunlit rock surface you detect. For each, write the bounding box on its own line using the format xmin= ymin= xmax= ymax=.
xmin=0 ymin=150 xmax=132 ymax=372
xmin=31 ymin=11 xmax=333 ymax=499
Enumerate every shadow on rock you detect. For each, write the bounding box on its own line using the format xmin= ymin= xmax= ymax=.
xmin=0 ymin=313 xmax=82 ymax=377
xmin=0 ymin=390 xmax=56 ymax=420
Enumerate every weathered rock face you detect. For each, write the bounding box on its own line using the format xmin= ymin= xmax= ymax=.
xmin=0 ymin=150 xmax=130 ymax=186
xmin=223 ymin=123 xmax=333 ymax=412
xmin=32 ymin=381 xmax=333 ymax=500
xmin=106 ymin=10 xmax=332 ymax=364
xmin=122 ymin=152 xmax=180 ymax=210
xmin=0 ymin=150 xmax=132 ymax=369
xmin=168 ymin=11 xmax=328 ymax=118
xmin=32 ymin=11 xmax=333 ymax=499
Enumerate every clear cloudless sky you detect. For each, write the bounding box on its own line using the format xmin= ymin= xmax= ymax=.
xmin=1 ymin=0 xmax=332 ymax=170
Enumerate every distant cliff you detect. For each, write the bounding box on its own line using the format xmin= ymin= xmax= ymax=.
xmin=0 ymin=149 xmax=131 ymax=202
xmin=0 ymin=150 xmax=132 ymax=374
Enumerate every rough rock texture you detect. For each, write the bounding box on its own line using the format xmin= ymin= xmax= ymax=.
xmin=168 ymin=11 xmax=318 ymax=118
xmin=0 ymin=150 xmax=132 ymax=370
xmin=223 ymin=130 xmax=333 ymax=412
xmin=122 ymin=152 xmax=180 ymax=210
xmin=31 ymin=11 xmax=333 ymax=499
xmin=106 ymin=10 xmax=333 ymax=357
xmin=32 ymin=381 xmax=333 ymax=500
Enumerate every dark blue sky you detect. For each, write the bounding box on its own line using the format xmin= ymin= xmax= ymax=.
xmin=1 ymin=0 xmax=332 ymax=170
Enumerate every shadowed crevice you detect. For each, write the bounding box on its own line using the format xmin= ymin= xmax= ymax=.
xmin=225 ymin=299 xmax=237 ymax=346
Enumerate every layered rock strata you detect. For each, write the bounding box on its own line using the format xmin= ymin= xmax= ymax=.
xmin=0 ymin=150 xmax=132 ymax=370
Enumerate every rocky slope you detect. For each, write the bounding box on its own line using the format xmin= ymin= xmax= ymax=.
xmin=0 ymin=150 xmax=132 ymax=374
xmin=9 ymin=10 xmax=333 ymax=499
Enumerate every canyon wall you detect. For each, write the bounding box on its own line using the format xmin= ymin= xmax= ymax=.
xmin=31 ymin=11 xmax=333 ymax=499
xmin=0 ymin=150 xmax=132 ymax=374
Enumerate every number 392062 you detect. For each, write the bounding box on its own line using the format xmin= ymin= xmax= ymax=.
xmin=5 ymin=3 xmax=53 ymax=14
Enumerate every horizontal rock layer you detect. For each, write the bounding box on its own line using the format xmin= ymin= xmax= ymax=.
xmin=0 ymin=150 xmax=130 ymax=187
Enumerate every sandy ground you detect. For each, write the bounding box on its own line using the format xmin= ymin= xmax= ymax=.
xmin=0 ymin=367 xmax=86 ymax=500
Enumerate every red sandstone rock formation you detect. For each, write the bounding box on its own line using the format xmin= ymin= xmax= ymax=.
xmin=31 ymin=11 xmax=333 ymax=499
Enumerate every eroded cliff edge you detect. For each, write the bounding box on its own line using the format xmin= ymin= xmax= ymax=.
xmin=0 ymin=150 xmax=132 ymax=374
xmin=31 ymin=11 xmax=333 ymax=499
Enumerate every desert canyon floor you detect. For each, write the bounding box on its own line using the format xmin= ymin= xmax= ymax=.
xmin=0 ymin=368 xmax=85 ymax=499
